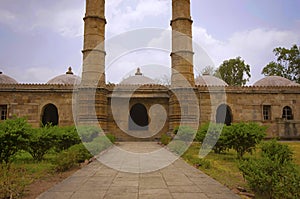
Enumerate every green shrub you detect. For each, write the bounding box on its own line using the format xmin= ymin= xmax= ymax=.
xmin=227 ymin=122 xmax=266 ymax=159
xmin=196 ymin=123 xmax=229 ymax=154
xmin=168 ymin=140 xmax=188 ymax=155
xmin=174 ymin=126 xmax=196 ymax=142
xmin=84 ymin=136 xmax=112 ymax=156
xmin=76 ymin=126 xmax=101 ymax=142
xmin=160 ymin=134 xmax=171 ymax=145
xmin=106 ymin=133 xmax=116 ymax=143
xmin=239 ymin=140 xmax=300 ymax=199
xmin=261 ymin=139 xmax=293 ymax=164
xmin=53 ymin=126 xmax=81 ymax=152
xmin=54 ymin=143 xmax=92 ymax=172
xmin=0 ymin=117 xmax=31 ymax=164
xmin=173 ymin=126 xmax=180 ymax=135
xmin=26 ymin=125 xmax=57 ymax=161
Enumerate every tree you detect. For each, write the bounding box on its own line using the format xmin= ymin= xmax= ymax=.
xmin=201 ymin=65 xmax=215 ymax=76
xmin=262 ymin=44 xmax=300 ymax=83
xmin=216 ymin=57 xmax=251 ymax=86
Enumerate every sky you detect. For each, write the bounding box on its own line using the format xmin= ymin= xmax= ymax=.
xmin=0 ymin=0 xmax=299 ymax=84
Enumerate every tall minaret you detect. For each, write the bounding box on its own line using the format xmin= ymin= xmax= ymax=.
xmin=171 ymin=0 xmax=195 ymax=87
xmin=169 ymin=0 xmax=198 ymax=131
xmin=78 ymin=0 xmax=108 ymax=130
xmin=82 ymin=0 xmax=106 ymax=87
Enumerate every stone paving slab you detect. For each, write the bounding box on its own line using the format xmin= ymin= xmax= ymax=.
xmin=37 ymin=142 xmax=240 ymax=199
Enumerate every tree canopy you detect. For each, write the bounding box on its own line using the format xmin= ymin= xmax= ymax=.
xmin=262 ymin=44 xmax=300 ymax=83
xmin=216 ymin=57 xmax=251 ymax=86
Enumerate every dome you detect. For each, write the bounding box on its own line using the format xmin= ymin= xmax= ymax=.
xmin=120 ymin=68 xmax=155 ymax=85
xmin=253 ymin=76 xmax=299 ymax=87
xmin=195 ymin=75 xmax=228 ymax=86
xmin=0 ymin=72 xmax=18 ymax=84
xmin=47 ymin=67 xmax=81 ymax=85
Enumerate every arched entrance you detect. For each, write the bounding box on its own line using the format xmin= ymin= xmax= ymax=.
xmin=41 ymin=104 xmax=59 ymax=126
xmin=216 ymin=104 xmax=232 ymax=126
xmin=129 ymin=103 xmax=149 ymax=131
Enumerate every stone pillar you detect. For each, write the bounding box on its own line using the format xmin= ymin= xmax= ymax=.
xmin=77 ymin=0 xmax=107 ymax=131
xmin=169 ymin=0 xmax=198 ymax=132
xmin=82 ymin=0 xmax=106 ymax=87
xmin=171 ymin=0 xmax=195 ymax=87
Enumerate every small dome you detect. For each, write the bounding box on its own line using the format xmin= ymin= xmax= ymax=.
xmin=47 ymin=67 xmax=81 ymax=85
xmin=195 ymin=75 xmax=228 ymax=86
xmin=0 ymin=72 xmax=18 ymax=84
xmin=254 ymin=76 xmax=299 ymax=87
xmin=120 ymin=68 xmax=155 ymax=85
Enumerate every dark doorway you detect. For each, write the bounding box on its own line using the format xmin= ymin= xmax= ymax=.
xmin=216 ymin=104 xmax=232 ymax=126
xmin=42 ymin=104 xmax=59 ymax=126
xmin=129 ymin=103 xmax=149 ymax=131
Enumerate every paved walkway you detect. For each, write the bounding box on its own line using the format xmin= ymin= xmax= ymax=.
xmin=37 ymin=142 xmax=240 ymax=199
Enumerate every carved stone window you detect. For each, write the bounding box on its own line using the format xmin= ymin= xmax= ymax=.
xmin=0 ymin=105 xmax=7 ymax=120
xmin=282 ymin=106 xmax=293 ymax=120
xmin=263 ymin=105 xmax=271 ymax=121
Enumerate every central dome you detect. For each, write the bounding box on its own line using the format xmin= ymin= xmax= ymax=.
xmin=120 ymin=68 xmax=155 ymax=85
xmin=0 ymin=72 xmax=18 ymax=84
xmin=47 ymin=67 xmax=81 ymax=85
xmin=254 ymin=76 xmax=299 ymax=87
xmin=195 ymin=75 xmax=228 ymax=86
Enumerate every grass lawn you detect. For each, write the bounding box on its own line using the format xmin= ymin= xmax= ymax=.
xmin=182 ymin=141 xmax=300 ymax=192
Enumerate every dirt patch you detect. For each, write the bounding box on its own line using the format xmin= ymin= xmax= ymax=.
xmin=22 ymin=168 xmax=78 ymax=199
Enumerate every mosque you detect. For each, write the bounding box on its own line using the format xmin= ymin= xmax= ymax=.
xmin=0 ymin=0 xmax=299 ymax=140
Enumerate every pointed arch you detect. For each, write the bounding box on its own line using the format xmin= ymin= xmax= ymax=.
xmin=129 ymin=103 xmax=149 ymax=131
xmin=216 ymin=104 xmax=232 ymax=126
xmin=41 ymin=104 xmax=59 ymax=126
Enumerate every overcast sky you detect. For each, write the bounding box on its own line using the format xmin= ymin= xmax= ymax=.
xmin=0 ymin=0 xmax=299 ymax=84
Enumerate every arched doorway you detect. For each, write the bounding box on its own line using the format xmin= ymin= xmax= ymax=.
xmin=129 ymin=103 xmax=149 ymax=131
xmin=216 ymin=104 xmax=232 ymax=125
xmin=42 ymin=104 xmax=59 ymax=126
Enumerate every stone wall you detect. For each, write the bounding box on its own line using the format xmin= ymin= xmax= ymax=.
xmin=0 ymin=84 xmax=75 ymax=127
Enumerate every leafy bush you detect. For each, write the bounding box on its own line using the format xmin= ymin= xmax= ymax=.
xmin=84 ymin=136 xmax=112 ymax=156
xmin=160 ymin=134 xmax=171 ymax=145
xmin=26 ymin=125 xmax=57 ymax=161
xmin=54 ymin=143 xmax=92 ymax=172
xmin=227 ymin=122 xmax=266 ymax=159
xmin=0 ymin=117 xmax=31 ymax=164
xmin=196 ymin=123 xmax=229 ymax=154
xmin=174 ymin=126 xmax=196 ymax=142
xmin=239 ymin=140 xmax=300 ymax=199
xmin=168 ymin=140 xmax=188 ymax=155
xmin=106 ymin=133 xmax=116 ymax=144
xmin=76 ymin=126 xmax=101 ymax=142
xmin=53 ymin=126 xmax=81 ymax=152
xmin=261 ymin=139 xmax=293 ymax=164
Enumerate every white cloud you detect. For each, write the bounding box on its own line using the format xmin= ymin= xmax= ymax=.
xmin=193 ymin=26 xmax=300 ymax=83
xmin=106 ymin=0 xmax=170 ymax=35
xmin=0 ymin=9 xmax=16 ymax=23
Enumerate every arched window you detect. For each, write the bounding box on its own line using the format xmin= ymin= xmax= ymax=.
xmin=41 ymin=104 xmax=59 ymax=126
xmin=216 ymin=104 xmax=232 ymax=126
xmin=282 ymin=106 xmax=293 ymax=120
xmin=129 ymin=103 xmax=149 ymax=131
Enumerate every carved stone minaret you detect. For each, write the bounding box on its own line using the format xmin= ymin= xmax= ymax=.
xmin=171 ymin=0 xmax=195 ymax=87
xmin=77 ymin=0 xmax=108 ymax=130
xmin=169 ymin=0 xmax=198 ymax=131
xmin=82 ymin=0 xmax=106 ymax=87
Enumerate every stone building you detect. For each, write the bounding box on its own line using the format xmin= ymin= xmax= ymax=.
xmin=0 ymin=0 xmax=299 ymax=140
